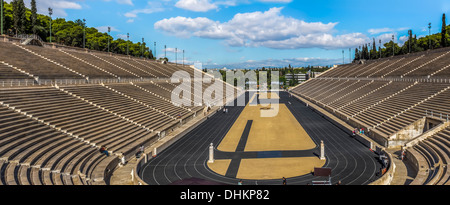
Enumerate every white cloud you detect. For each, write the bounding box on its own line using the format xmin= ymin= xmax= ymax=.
xmin=103 ymin=0 xmax=134 ymax=5
xmin=125 ymin=8 xmax=164 ymax=18
xmin=370 ymin=32 xmax=410 ymax=47
xmin=124 ymin=1 xmax=164 ymax=21
xmin=175 ymin=0 xmax=218 ymax=12
xmin=154 ymin=16 xmax=220 ymax=38
xmin=174 ymin=0 xmax=248 ymax=12
xmin=398 ymin=35 xmax=409 ymax=46
xmin=95 ymin=26 xmax=119 ymax=33
xmin=210 ymin=57 xmax=341 ymax=69
xmin=5 ymin=0 xmax=83 ymax=17
xmin=164 ymin=47 xmax=184 ymax=53
xmin=368 ymin=28 xmax=393 ymax=35
xmin=116 ymin=0 xmax=133 ymax=5
xmin=368 ymin=27 xmax=409 ymax=35
xmin=117 ymin=34 xmax=129 ymax=39
xmin=375 ymin=33 xmax=395 ymax=46
xmin=155 ymin=7 xmax=366 ymax=49
xmin=258 ymin=0 xmax=292 ymax=3
xmin=255 ymin=33 xmax=368 ymax=50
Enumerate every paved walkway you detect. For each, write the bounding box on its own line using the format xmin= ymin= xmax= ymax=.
xmin=386 ymin=148 xmax=416 ymax=185
xmin=110 ymin=158 xmax=137 ymax=185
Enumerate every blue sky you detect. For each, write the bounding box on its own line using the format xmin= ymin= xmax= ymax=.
xmin=12 ymin=0 xmax=450 ymax=69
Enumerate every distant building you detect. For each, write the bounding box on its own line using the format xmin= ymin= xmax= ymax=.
xmin=310 ymin=72 xmax=322 ymax=78
xmin=285 ymin=73 xmax=309 ymax=83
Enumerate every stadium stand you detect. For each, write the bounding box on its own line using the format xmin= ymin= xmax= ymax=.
xmin=290 ymin=45 xmax=450 ymax=185
xmin=406 ymin=126 xmax=450 ymax=185
xmin=0 ymin=41 xmax=85 ymax=80
xmin=0 ymin=38 xmax=236 ymax=185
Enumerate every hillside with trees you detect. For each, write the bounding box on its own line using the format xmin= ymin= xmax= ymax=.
xmin=1 ymin=0 xmax=153 ymax=59
xmin=354 ymin=13 xmax=450 ymax=61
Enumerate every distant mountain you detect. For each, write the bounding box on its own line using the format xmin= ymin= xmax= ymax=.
xmin=204 ymin=57 xmax=342 ymax=70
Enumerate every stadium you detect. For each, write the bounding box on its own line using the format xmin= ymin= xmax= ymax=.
xmin=1 ymin=0 xmax=450 ymax=193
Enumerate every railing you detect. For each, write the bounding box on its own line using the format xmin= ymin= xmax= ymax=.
xmin=426 ymin=110 xmax=450 ymax=121
xmin=316 ymin=76 xmax=450 ymax=83
xmin=0 ymin=79 xmax=37 ymax=87
xmin=0 ymin=76 xmax=204 ymax=88
xmin=36 ymin=77 xmax=176 ymax=86
xmin=15 ymin=34 xmax=43 ymax=44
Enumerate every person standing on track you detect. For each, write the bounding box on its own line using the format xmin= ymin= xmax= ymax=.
xmin=282 ymin=177 xmax=287 ymax=185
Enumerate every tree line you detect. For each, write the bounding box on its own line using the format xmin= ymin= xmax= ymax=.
xmin=1 ymin=0 xmax=154 ymax=59
xmin=354 ymin=13 xmax=450 ymax=61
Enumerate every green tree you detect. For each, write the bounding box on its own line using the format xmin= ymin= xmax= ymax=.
xmin=30 ymin=0 xmax=37 ymax=34
xmin=0 ymin=1 xmax=154 ymax=59
xmin=354 ymin=48 xmax=360 ymax=61
xmin=372 ymin=38 xmax=377 ymax=59
xmin=442 ymin=13 xmax=447 ymax=47
xmin=12 ymin=0 xmax=26 ymax=35
xmin=382 ymin=41 xmax=401 ymax=57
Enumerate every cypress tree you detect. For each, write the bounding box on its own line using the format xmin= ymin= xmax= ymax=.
xmin=442 ymin=13 xmax=447 ymax=47
xmin=31 ymin=0 xmax=37 ymax=34
xmin=12 ymin=0 xmax=26 ymax=35
xmin=372 ymin=38 xmax=376 ymax=52
xmin=408 ymin=30 xmax=412 ymax=53
xmin=364 ymin=44 xmax=369 ymax=60
xmin=372 ymin=38 xmax=377 ymax=58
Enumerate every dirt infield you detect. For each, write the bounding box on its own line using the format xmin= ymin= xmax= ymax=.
xmin=217 ymin=93 xmax=316 ymax=152
xmin=211 ymin=93 xmax=323 ymax=180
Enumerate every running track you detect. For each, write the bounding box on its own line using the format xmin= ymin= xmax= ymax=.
xmin=139 ymin=92 xmax=382 ymax=185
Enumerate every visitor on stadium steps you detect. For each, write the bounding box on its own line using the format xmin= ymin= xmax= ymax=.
xmin=100 ymin=146 xmax=109 ymax=157
xmin=238 ymin=180 xmax=243 ymax=185
xmin=401 ymin=149 xmax=406 ymax=161
xmin=119 ymin=152 xmax=126 ymax=166
xmin=136 ymin=145 xmax=144 ymax=158
xmin=178 ymin=112 xmax=181 ymax=119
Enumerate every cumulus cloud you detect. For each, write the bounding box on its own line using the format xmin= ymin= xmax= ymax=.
xmin=5 ymin=0 xmax=83 ymax=17
xmin=154 ymin=16 xmax=220 ymax=38
xmin=210 ymin=57 xmax=341 ymax=69
xmin=398 ymin=35 xmax=409 ymax=46
xmin=155 ymin=7 xmax=368 ymax=49
xmin=103 ymin=0 xmax=133 ymax=5
xmin=175 ymin=0 xmax=218 ymax=12
xmin=124 ymin=8 xmax=164 ymax=18
xmin=368 ymin=27 xmax=409 ymax=35
xmin=258 ymin=0 xmax=292 ymax=3
xmin=124 ymin=1 xmax=164 ymax=22
xmin=174 ymin=0 xmax=249 ymax=12
xmin=116 ymin=0 xmax=133 ymax=5
xmin=95 ymin=26 xmax=119 ymax=33
xmin=173 ymin=0 xmax=291 ymax=12
xmin=164 ymin=47 xmax=184 ymax=53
